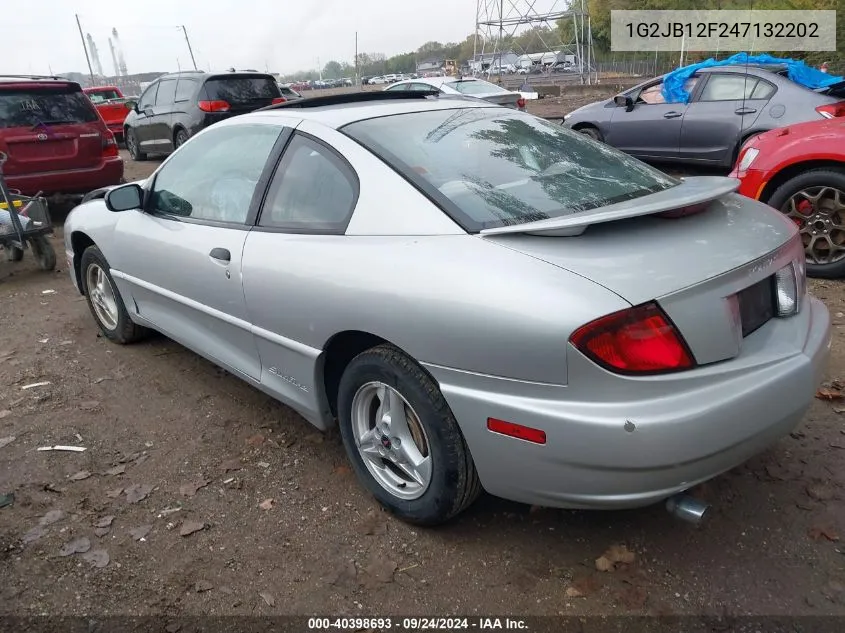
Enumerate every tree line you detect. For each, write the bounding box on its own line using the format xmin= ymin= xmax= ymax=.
xmin=279 ymin=0 xmax=843 ymax=82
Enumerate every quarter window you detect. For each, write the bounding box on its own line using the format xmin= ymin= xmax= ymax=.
xmin=148 ymin=124 xmax=281 ymax=224
xmin=259 ymin=134 xmax=358 ymax=233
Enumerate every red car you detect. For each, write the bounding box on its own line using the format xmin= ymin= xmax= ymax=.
xmin=83 ymin=85 xmax=134 ymax=144
xmin=0 ymin=76 xmax=123 ymax=196
xmin=731 ymin=118 xmax=845 ymax=278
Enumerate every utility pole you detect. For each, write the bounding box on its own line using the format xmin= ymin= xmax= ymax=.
xmin=75 ymin=14 xmax=95 ymax=86
xmin=355 ymin=31 xmax=359 ymax=86
xmin=181 ymin=25 xmax=198 ymax=70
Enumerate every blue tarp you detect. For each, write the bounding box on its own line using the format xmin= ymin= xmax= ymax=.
xmin=662 ymin=53 xmax=844 ymax=104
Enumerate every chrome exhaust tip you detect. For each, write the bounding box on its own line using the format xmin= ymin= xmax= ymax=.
xmin=665 ymin=495 xmax=710 ymax=525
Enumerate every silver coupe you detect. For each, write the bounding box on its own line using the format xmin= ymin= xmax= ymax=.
xmin=64 ymin=92 xmax=831 ymax=525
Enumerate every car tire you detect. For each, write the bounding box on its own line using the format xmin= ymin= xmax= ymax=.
xmin=80 ymin=245 xmax=147 ymax=344
xmin=767 ymin=168 xmax=845 ymax=279
xmin=576 ymin=126 xmax=603 ymax=142
xmin=29 ymin=235 xmax=56 ymax=271
xmin=5 ymin=245 xmax=23 ymax=262
xmin=125 ymin=128 xmax=147 ymax=161
xmin=174 ymin=128 xmax=189 ymax=149
xmin=337 ymin=344 xmax=481 ymax=525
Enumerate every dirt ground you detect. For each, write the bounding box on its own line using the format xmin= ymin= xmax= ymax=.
xmin=2 ymin=108 xmax=845 ymax=620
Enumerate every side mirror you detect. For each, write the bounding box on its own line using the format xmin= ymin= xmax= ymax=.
xmin=614 ymin=94 xmax=634 ymax=111
xmin=105 ymin=183 xmax=143 ymax=212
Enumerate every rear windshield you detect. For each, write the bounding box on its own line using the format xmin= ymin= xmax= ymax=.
xmin=203 ymin=77 xmax=280 ymax=103
xmin=343 ymin=108 xmax=678 ymax=232
xmin=87 ymin=89 xmax=122 ymax=102
xmin=444 ymin=80 xmax=508 ymax=95
xmin=0 ymin=86 xmax=98 ymax=129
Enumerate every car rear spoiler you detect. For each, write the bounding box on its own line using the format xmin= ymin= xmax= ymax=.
xmin=479 ymin=176 xmax=740 ymax=237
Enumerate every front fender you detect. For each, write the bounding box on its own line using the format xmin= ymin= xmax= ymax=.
xmin=64 ymin=200 xmax=123 ymax=292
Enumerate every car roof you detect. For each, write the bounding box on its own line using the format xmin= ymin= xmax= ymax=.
xmin=243 ymin=95 xmax=499 ymax=129
xmin=695 ymin=64 xmax=788 ymax=75
xmin=157 ymin=70 xmax=276 ymax=82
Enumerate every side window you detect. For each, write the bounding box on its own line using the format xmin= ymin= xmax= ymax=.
xmin=139 ymin=83 xmax=158 ymax=109
xmin=175 ymin=79 xmax=196 ymax=102
xmin=259 ymin=134 xmax=358 ymax=233
xmin=386 ymin=83 xmax=410 ymax=92
xmin=410 ymin=83 xmax=436 ymax=92
xmin=751 ymin=80 xmax=775 ymax=100
xmin=637 ymin=82 xmax=665 ymax=104
xmin=699 ymin=75 xmax=758 ymax=101
xmin=148 ymin=124 xmax=281 ymax=225
xmin=155 ymin=80 xmax=178 ymax=106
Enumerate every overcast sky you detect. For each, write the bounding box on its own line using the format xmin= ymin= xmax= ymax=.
xmin=5 ymin=0 xmax=489 ymax=76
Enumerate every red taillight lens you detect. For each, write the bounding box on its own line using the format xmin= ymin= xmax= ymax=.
xmin=487 ymin=418 xmax=547 ymax=444
xmin=816 ymin=101 xmax=845 ymax=118
xmin=570 ymin=302 xmax=695 ymax=375
xmin=102 ymin=131 xmax=119 ymax=158
xmin=198 ymin=99 xmax=231 ymax=113
xmin=271 ymin=97 xmax=287 ymax=105
xmin=517 ymin=97 xmax=526 ymax=109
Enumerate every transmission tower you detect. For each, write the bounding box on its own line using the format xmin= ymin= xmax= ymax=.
xmin=474 ymin=0 xmax=596 ymax=85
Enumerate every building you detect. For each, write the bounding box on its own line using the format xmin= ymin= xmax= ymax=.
xmin=416 ymin=57 xmax=444 ymax=75
xmin=468 ymin=51 xmax=519 ymax=74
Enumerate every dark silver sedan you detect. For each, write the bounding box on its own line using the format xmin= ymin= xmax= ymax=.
xmin=563 ymin=65 xmax=845 ymax=168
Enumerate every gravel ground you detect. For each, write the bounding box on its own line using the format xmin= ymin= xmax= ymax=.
xmin=1 ymin=104 xmax=845 ymax=619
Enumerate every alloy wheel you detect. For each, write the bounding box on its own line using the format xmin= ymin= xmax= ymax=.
xmin=782 ymin=186 xmax=845 ymax=265
xmin=86 ymin=264 xmax=119 ymax=331
xmin=350 ymin=381 xmax=432 ymax=500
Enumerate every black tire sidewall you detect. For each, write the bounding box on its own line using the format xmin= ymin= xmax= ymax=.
xmin=337 ymin=348 xmax=469 ymax=525
xmin=175 ymin=129 xmax=188 ymax=148
xmin=30 ymin=235 xmax=56 ymax=271
xmin=578 ymin=127 xmax=602 ymax=142
xmin=80 ymin=246 xmax=134 ymax=342
xmin=768 ymin=169 xmax=845 ymax=279
xmin=126 ymin=128 xmax=144 ymax=161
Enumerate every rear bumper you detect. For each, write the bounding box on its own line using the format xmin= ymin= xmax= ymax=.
xmin=6 ymin=157 xmax=124 ymax=196
xmin=424 ymin=297 xmax=831 ymax=510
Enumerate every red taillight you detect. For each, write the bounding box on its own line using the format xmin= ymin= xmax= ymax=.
xmin=198 ymin=99 xmax=231 ymax=113
xmin=816 ymin=101 xmax=845 ymax=118
xmin=517 ymin=97 xmax=526 ymax=109
xmin=102 ymin=131 xmax=119 ymax=158
xmin=487 ymin=418 xmax=547 ymax=444
xmin=271 ymin=97 xmax=287 ymax=105
xmin=570 ymin=302 xmax=695 ymax=375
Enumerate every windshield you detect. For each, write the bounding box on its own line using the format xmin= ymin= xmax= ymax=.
xmin=87 ymin=89 xmax=121 ymax=102
xmin=203 ymin=77 xmax=280 ymax=103
xmin=343 ymin=108 xmax=678 ymax=232
xmin=445 ymin=80 xmax=509 ymax=95
xmin=0 ymin=86 xmax=98 ymax=129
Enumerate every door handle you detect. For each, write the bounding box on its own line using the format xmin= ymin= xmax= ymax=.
xmin=209 ymin=247 xmax=231 ymax=262
xmin=735 ymin=107 xmax=757 ymax=115
xmin=663 ymin=111 xmax=683 ymax=119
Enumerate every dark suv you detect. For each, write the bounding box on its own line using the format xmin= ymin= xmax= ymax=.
xmin=123 ymin=70 xmax=284 ymax=161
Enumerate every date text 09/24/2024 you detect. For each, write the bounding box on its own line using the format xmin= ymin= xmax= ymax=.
xmin=307 ymin=617 xmax=528 ymax=630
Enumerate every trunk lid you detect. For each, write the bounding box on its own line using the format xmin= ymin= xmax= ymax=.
xmin=484 ymin=185 xmax=803 ymax=366
xmin=0 ymin=82 xmax=106 ymax=176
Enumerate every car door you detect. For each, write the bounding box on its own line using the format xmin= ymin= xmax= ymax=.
xmin=108 ymin=123 xmax=284 ymax=380
xmin=606 ymin=79 xmax=687 ymax=160
xmin=241 ymin=130 xmax=359 ymax=417
xmin=133 ymin=82 xmax=159 ymax=150
xmin=147 ymin=78 xmax=177 ymax=152
xmin=679 ymin=73 xmax=771 ymax=165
